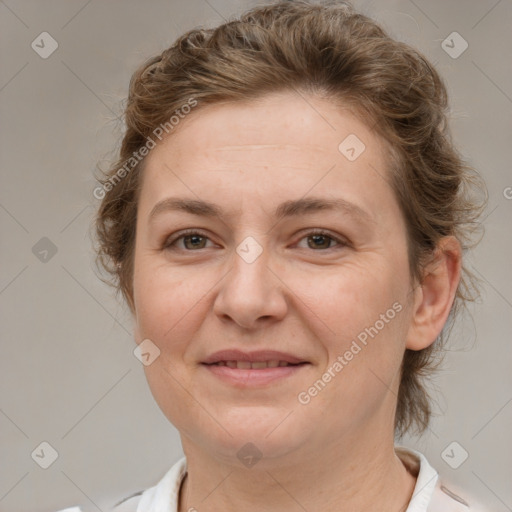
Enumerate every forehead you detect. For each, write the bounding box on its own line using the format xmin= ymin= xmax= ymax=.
xmin=148 ymin=93 xmax=383 ymax=165
xmin=138 ymin=92 xmax=396 ymax=222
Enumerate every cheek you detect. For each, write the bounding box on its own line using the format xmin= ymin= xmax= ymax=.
xmin=133 ymin=261 xmax=212 ymax=428
xmin=288 ymin=259 xmax=410 ymax=388
xmin=290 ymin=258 xmax=406 ymax=335
xmin=133 ymin=255 xmax=215 ymax=357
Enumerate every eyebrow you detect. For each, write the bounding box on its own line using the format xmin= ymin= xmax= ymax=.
xmin=148 ymin=196 xmax=374 ymax=225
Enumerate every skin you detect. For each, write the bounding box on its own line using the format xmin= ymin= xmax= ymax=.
xmin=131 ymin=91 xmax=461 ymax=512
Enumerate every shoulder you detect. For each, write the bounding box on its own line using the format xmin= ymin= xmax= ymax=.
xmin=53 ymin=492 xmax=144 ymax=512
xmin=429 ymin=479 xmax=490 ymax=512
xmin=395 ymin=445 xmax=490 ymax=512
xmin=55 ymin=456 xmax=187 ymax=512
xmin=113 ymin=455 xmax=187 ymax=512
xmin=111 ymin=490 xmax=144 ymax=511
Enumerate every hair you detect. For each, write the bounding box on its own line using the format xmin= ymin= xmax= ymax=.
xmin=94 ymin=0 xmax=486 ymax=438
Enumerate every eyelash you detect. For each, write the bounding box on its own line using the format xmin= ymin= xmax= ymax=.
xmin=162 ymin=229 xmax=348 ymax=252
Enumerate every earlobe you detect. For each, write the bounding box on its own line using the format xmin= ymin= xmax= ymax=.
xmin=405 ymin=236 xmax=462 ymax=351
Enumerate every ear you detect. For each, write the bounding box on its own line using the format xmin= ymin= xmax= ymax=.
xmin=406 ymin=236 xmax=462 ymax=351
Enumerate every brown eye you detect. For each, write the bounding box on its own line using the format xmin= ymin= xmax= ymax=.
xmin=182 ymin=234 xmax=208 ymax=250
xmin=163 ymin=230 xmax=213 ymax=251
xmin=297 ymin=230 xmax=346 ymax=251
xmin=307 ymin=234 xmax=333 ymax=250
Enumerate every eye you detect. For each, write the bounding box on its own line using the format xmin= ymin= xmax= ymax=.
xmin=296 ymin=230 xmax=347 ymax=250
xmin=163 ymin=229 xmax=214 ymax=251
xmin=163 ymin=229 xmax=348 ymax=252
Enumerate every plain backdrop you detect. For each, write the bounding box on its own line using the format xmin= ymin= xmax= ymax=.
xmin=0 ymin=1 xmax=511 ymax=511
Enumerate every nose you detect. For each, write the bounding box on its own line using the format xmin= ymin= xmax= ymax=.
xmin=212 ymin=242 xmax=288 ymax=330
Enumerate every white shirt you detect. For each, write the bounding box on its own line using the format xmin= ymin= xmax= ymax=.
xmin=58 ymin=446 xmax=488 ymax=512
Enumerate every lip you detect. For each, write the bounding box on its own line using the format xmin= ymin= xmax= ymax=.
xmin=201 ymin=349 xmax=310 ymax=387
xmin=202 ymin=349 xmax=308 ymax=365
xmin=202 ymin=362 xmax=309 ymax=387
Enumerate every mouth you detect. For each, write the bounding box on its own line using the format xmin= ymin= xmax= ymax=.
xmin=200 ymin=350 xmax=311 ymax=387
xmin=203 ymin=360 xmax=308 ymax=369
xmin=201 ymin=349 xmax=309 ymax=366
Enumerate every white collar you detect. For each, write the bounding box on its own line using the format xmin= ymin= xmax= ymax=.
xmin=61 ymin=445 xmax=487 ymax=511
xmin=132 ymin=446 xmax=440 ymax=512
xmin=395 ymin=445 xmax=439 ymax=511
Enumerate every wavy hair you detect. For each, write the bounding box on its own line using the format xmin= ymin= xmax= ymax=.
xmin=95 ymin=0 xmax=486 ymax=437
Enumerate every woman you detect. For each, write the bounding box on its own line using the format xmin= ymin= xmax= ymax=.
xmin=65 ymin=1 xmax=488 ymax=510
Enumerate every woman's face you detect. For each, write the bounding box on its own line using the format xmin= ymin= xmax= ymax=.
xmin=132 ymin=92 xmax=417 ymax=462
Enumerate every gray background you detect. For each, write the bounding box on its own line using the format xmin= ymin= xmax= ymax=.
xmin=0 ymin=1 xmax=511 ymax=511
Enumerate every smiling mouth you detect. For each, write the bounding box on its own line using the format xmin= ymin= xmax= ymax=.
xmin=204 ymin=361 xmax=308 ymax=369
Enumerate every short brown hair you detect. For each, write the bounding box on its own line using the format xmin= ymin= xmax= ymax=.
xmin=95 ymin=0 xmax=486 ymax=438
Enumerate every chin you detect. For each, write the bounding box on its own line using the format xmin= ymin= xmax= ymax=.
xmin=181 ymin=407 xmax=312 ymax=464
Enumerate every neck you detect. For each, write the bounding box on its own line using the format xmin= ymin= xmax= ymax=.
xmin=177 ymin=426 xmax=416 ymax=512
